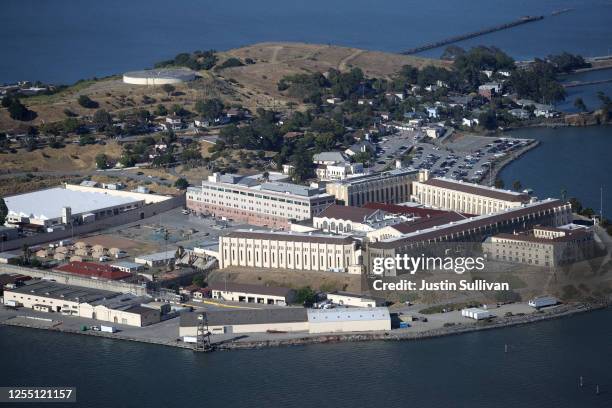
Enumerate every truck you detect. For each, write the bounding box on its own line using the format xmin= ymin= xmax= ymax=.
xmin=100 ymin=325 xmax=117 ymax=333
xmin=4 ymin=299 xmax=19 ymax=308
xmin=528 ymin=296 xmax=558 ymax=309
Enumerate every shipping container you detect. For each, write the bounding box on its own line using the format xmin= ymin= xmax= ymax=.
xmin=183 ymin=336 xmax=198 ymax=343
xmin=100 ymin=325 xmax=117 ymax=333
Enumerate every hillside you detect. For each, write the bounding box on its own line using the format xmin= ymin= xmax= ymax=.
xmin=0 ymin=42 xmax=447 ymax=131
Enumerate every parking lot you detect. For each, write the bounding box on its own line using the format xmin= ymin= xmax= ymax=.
xmin=374 ymin=131 xmax=534 ymax=183
xmin=373 ymin=129 xmax=424 ymax=171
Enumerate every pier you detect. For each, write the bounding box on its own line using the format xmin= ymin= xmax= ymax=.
xmin=401 ymin=16 xmax=544 ymax=55
xmin=563 ymin=78 xmax=612 ymax=88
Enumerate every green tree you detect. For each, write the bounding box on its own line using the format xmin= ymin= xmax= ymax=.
xmin=161 ymin=84 xmax=175 ymax=97
xmin=93 ymin=109 xmax=112 ymax=130
xmin=154 ymin=104 xmax=168 ymax=116
xmin=77 ymin=95 xmax=99 ymax=109
xmin=195 ymin=98 xmax=224 ymax=120
xmin=174 ymin=177 xmax=189 ymax=189
xmin=574 ymin=97 xmax=587 ymax=112
xmin=0 ymin=198 xmax=8 ymax=225
xmin=512 ymin=180 xmax=522 ymax=192
xmin=494 ymin=178 xmax=505 ymax=189
xmin=5 ymin=96 xmax=36 ymax=121
xmin=192 ymin=274 xmax=205 ymax=287
xmin=218 ymin=57 xmax=244 ymax=69
xmin=95 ymin=154 xmax=109 ymax=169
xmin=478 ymin=110 xmax=498 ymax=130
xmin=294 ymin=286 xmax=316 ymax=305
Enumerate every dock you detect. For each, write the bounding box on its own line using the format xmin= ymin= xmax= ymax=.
xmin=401 ymin=15 xmax=544 ymax=55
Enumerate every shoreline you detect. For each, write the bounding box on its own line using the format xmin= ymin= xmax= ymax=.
xmin=485 ymin=138 xmax=540 ymax=186
xmin=1 ymin=301 xmax=608 ymax=352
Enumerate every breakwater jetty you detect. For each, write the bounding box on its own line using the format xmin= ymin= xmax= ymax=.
xmin=401 ymin=15 xmax=544 ymax=55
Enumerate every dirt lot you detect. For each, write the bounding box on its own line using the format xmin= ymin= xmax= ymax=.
xmin=0 ymin=141 xmax=122 ymax=173
xmin=207 ymin=267 xmax=363 ymax=293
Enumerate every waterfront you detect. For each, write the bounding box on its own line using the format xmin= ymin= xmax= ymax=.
xmin=1 ymin=308 xmax=611 ymax=407
xmin=2 ymin=0 xmax=612 ymax=84
xmin=558 ymin=69 xmax=612 ymax=113
xmin=501 ymin=125 xmax=612 ymax=216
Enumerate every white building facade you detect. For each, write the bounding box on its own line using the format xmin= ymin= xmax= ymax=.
xmin=187 ymin=173 xmax=335 ymax=229
xmin=218 ymin=230 xmax=362 ymax=273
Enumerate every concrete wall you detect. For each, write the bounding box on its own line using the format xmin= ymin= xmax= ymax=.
xmin=309 ymin=319 xmax=391 ymax=334
xmin=0 ymin=194 xmax=184 ymax=251
xmin=0 ymin=264 xmax=148 ymax=296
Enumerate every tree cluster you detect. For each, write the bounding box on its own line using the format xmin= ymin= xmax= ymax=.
xmin=155 ymin=50 xmax=218 ymax=70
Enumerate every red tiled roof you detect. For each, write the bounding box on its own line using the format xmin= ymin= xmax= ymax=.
xmin=390 ymin=212 xmax=468 ymax=234
xmin=364 ymin=202 xmax=471 ymax=218
xmin=318 ymin=204 xmax=379 ymax=223
xmin=55 ymin=261 xmax=132 ymax=281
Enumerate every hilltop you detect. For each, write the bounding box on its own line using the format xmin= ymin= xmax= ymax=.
xmin=0 ymin=42 xmax=447 ymax=131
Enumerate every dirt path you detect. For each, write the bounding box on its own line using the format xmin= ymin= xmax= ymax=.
xmin=269 ymin=45 xmax=283 ymax=64
xmin=338 ymin=49 xmax=364 ymax=71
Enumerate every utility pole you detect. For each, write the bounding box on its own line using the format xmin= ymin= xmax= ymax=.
xmin=600 ymin=186 xmax=604 ymax=221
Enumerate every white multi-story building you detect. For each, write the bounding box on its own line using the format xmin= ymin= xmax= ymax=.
xmin=218 ymin=229 xmax=362 ymax=273
xmin=482 ymin=225 xmax=595 ymax=267
xmin=312 ymin=151 xmax=365 ymax=181
xmin=325 ymin=167 xmax=419 ymax=207
xmin=412 ymin=173 xmax=532 ymax=215
xmin=186 ymin=173 xmax=335 ymax=229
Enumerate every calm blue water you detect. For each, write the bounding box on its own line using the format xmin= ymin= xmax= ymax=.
xmin=1 ymin=0 xmax=612 ymax=84
xmin=557 ymin=69 xmax=612 ymax=113
xmin=1 ymin=309 xmax=611 ymax=407
xmin=501 ymin=126 xmax=612 ymax=216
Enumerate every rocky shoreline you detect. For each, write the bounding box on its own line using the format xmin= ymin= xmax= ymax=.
xmin=1 ymin=301 xmax=608 ymax=352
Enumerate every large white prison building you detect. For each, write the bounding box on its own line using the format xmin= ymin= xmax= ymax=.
xmin=325 ymin=167 xmax=419 ymax=207
xmin=218 ymin=229 xmax=362 ymax=273
xmin=411 ymin=175 xmax=532 ymax=215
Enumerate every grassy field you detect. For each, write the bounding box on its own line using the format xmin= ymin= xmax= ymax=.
xmin=0 ymin=141 xmax=122 ymax=173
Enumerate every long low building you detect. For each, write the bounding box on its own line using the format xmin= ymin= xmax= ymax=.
xmin=308 ymin=308 xmax=391 ymax=333
xmin=180 ymin=308 xmax=309 ymax=336
xmin=179 ymin=307 xmax=390 ymax=337
xmin=187 ymin=172 xmax=335 ymax=229
xmin=3 ymin=280 xmax=159 ymax=327
xmin=4 ymin=184 xmax=172 ymax=228
xmin=219 ymin=229 xmax=362 ymax=273
xmin=366 ymin=199 xmax=572 ymax=275
xmin=326 ymin=291 xmax=387 ymax=308
xmin=207 ymin=282 xmax=295 ymax=306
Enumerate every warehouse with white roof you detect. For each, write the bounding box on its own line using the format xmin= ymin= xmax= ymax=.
xmin=4 ymin=186 xmax=144 ymax=227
